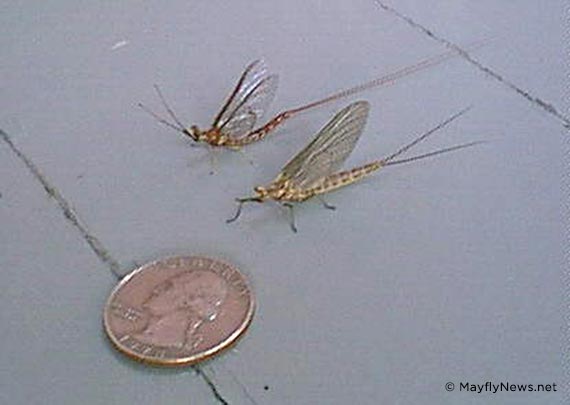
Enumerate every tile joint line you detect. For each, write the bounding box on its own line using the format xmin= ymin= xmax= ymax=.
xmin=194 ymin=366 xmax=231 ymax=405
xmin=0 ymin=129 xmax=122 ymax=278
xmin=373 ymin=0 xmax=570 ymax=129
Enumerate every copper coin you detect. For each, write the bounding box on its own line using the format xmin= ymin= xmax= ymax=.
xmin=103 ymin=256 xmax=255 ymax=366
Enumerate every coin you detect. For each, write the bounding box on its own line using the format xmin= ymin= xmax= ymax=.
xmin=103 ymin=256 xmax=255 ymax=366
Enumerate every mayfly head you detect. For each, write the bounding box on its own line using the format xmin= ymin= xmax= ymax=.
xmin=187 ymin=125 xmax=202 ymax=142
xmin=253 ymin=186 xmax=269 ymax=200
xmin=226 ymin=181 xmax=289 ymax=225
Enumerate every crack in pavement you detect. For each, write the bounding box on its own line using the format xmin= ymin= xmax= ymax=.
xmin=194 ymin=366 xmax=231 ymax=405
xmin=0 ymin=128 xmax=122 ymax=278
xmin=1 ymin=127 xmax=231 ymax=405
xmin=221 ymin=363 xmax=260 ymax=405
xmin=373 ymin=0 xmax=570 ymax=129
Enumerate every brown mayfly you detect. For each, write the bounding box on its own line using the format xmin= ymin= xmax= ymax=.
xmin=226 ymin=101 xmax=481 ymax=232
xmin=138 ymin=45 xmax=481 ymax=150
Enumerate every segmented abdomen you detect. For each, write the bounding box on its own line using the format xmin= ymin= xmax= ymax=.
xmin=308 ymin=161 xmax=383 ymax=196
xmin=227 ymin=112 xmax=291 ymax=147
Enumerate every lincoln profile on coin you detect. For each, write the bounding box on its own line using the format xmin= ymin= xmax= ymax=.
xmin=133 ymin=270 xmax=228 ymax=350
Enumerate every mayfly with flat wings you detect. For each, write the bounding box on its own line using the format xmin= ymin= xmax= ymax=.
xmin=226 ymin=101 xmax=482 ymax=232
xmin=138 ymin=44 xmax=484 ymax=150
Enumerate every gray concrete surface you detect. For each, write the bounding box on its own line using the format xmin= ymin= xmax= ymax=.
xmin=1 ymin=1 xmax=565 ymax=404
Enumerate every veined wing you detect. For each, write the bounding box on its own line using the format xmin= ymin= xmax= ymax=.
xmin=219 ymin=74 xmax=278 ymax=138
xmin=279 ymin=101 xmax=370 ymax=189
xmin=213 ymin=59 xmax=279 ymax=138
xmin=213 ymin=59 xmax=267 ymax=126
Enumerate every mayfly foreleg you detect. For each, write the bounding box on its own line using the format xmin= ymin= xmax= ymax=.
xmin=226 ymin=197 xmax=261 ymax=224
xmin=138 ymin=102 xmax=184 ymax=133
xmin=138 ymin=85 xmax=197 ymax=140
xmin=153 ymin=84 xmax=187 ymax=131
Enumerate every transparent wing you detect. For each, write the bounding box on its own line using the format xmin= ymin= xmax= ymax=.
xmin=212 ymin=59 xmax=278 ymax=138
xmin=213 ymin=59 xmax=267 ymax=127
xmin=218 ymin=74 xmax=279 ymax=138
xmin=279 ymin=101 xmax=370 ymax=189
xmin=219 ymin=111 xmax=257 ymax=140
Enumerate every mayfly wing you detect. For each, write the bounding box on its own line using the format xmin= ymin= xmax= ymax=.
xmin=212 ymin=59 xmax=266 ymax=126
xmin=212 ymin=59 xmax=279 ymax=138
xmin=219 ymin=74 xmax=279 ymax=139
xmin=279 ymin=101 xmax=370 ymax=189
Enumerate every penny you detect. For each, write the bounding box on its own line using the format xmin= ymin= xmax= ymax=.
xmin=103 ymin=256 xmax=255 ymax=366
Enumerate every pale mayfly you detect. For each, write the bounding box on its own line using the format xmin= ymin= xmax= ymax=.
xmin=227 ymin=101 xmax=481 ymax=232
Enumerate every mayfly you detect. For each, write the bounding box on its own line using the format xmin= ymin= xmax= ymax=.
xmin=226 ymin=101 xmax=481 ymax=232
xmin=138 ymin=44 xmax=483 ymax=150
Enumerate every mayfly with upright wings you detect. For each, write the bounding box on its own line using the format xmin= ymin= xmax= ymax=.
xmin=226 ymin=101 xmax=482 ymax=232
xmin=138 ymin=44 xmax=483 ymax=150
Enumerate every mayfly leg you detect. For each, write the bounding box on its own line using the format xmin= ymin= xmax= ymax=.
xmin=317 ymin=196 xmax=336 ymax=210
xmin=226 ymin=203 xmax=244 ymax=224
xmin=226 ymin=197 xmax=261 ymax=224
xmin=282 ymin=203 xmax=297 ymax=233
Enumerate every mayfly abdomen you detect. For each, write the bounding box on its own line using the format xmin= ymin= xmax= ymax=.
xmin=231 ymin=112 xmax=293 ymax=147
xmin=310 ymin=161 xmax=383 ymax=196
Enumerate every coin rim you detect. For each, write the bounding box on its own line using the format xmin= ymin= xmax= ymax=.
xmin=103 ymin=255 xmax=255 ymax=367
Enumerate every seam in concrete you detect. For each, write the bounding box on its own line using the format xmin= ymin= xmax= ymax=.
xmin=224 ymin=365 xmax=259 ymax=405
xmin=373 ymin=0 xmax=570 ymax=129
xmin=1 ymin=128 xmax=123 ymax=278
xmin=194 ymin=366 xmax=231 ymax=405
